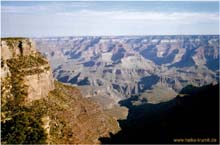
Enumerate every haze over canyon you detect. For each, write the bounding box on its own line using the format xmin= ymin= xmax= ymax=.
xmin=35 ymin=35 xmax=219 ymax=108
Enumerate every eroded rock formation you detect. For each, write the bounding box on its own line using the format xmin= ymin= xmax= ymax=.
xmin=1 ymin=38 xmax=123 ymax=144
xmin=1 ymin=38 xmax=54 ymax=102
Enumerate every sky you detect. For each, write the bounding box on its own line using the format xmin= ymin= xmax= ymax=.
xmin=1 ymin=1 xmax=219 ymax=37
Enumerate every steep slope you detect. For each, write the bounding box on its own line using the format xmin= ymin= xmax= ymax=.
xmin=1 ymin=38 xmax=54 ymax=144
xmin=1 ymin=38 xmax=122 ymax=144
xmin=100 ymin=83 xmax=219 ymax=144
xmin=32 ymin=81 xmax=120 ymax=144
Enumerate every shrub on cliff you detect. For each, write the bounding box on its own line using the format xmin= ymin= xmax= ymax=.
xmin=1 ymin=112 xmax=47 ymax=144
xmin=1 ymin=53 xmax=48 ymax=144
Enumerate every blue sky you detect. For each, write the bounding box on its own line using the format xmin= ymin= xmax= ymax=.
xmin=1 ymin=1 xmax=219 ymax=37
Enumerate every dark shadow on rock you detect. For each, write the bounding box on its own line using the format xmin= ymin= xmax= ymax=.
xmin=83 ymin=60 xmax=95 ymax=67
xmin=140 ymin=44 xmax=179 ymax=65
xmin=69 ymin=73 xmax=81 ymax=84
xmin=77 ymin=77 xmax=90 ymax=86
xmin=99 ymin=84 xmax=219 ymax=144
xmin=138 ymin=75 xmax=160 ymax=93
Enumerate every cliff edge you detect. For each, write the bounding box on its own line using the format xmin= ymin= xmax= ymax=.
xmin=1 ymin=38 xmax=54 ymax=103
xmin=1 ymin=38 xmax=121 ymax=144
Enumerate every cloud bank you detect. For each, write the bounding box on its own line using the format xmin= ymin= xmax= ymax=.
xmin=1 ymin=1 xmax=219 ymax=37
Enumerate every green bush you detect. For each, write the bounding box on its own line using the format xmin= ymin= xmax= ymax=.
xmin=6 ymin=54 xmax=48 ymax=70
xmin=1 ymin=112 xmax=47 ymax=144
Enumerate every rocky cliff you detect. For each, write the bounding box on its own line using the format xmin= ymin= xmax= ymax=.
xmin=1 ymin=38 xmax=36 ymax=59
xmin=1 ymin=38 xmax=55 ymax=144
xmin=1 ymin=38 xmax=54 ymax=103
xmin=1 ymin=38 xmax=123 ymax=144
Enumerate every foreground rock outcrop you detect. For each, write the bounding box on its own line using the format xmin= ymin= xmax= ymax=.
xmin=1 ymin=38 xmax=122 ymax=144
xmin=1 ymin=38 xmax=54 ymax=102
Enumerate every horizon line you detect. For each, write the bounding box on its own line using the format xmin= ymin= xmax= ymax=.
xmin=1 ymin=0 xmax=219 ymax=1
xmin=1 ymin=34 xmax=220 ymax=39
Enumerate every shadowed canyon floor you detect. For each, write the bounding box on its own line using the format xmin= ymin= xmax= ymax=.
xmin=100 ymin=84 xmax=219 ymax=144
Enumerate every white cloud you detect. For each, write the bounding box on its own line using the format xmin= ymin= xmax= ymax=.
xmin=2 ymin=5 xmax=48 ymax=13
xmin=1 ymin=4 xmax=219 ymax=36
xmin=57 ymin=10 xmax=219 ymax=24
xmin=114 ymin=12 xmax=219 ymax=21
xmin=1 ymin=2 xmax=89 ymax=14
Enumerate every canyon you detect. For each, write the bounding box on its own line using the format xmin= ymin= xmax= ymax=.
xmin=35 ymin=35 xmax=219 ymax=107
xmin=1 ymin=38 xmax=124 ymax=144
xmin=1 ymin=36 xmax=219 ymax=144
